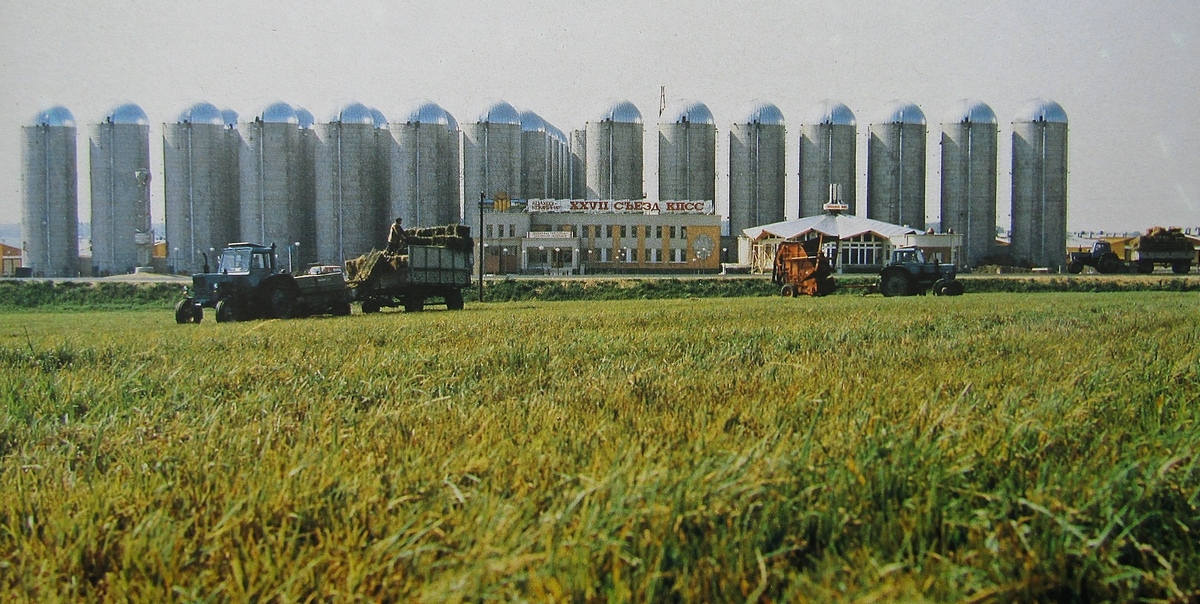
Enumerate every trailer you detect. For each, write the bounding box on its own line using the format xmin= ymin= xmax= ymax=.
xmin=347 ymin=244 xmax=472 ymax=313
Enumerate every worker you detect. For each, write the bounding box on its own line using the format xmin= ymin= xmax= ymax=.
xmin=386 ymin=217 xmax=408 ymax=254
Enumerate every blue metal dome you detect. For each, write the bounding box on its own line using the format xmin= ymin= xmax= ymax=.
xmin=945 ymin=99 xmax=997 ymax=124
xmin=369 ymin=107 xmax=388 ymax=128
xmin=334 ymin=102 xmax=375 ymax=125
xmin=595 ymin=99 xmax=642 ymax=124
xmin=221 ymin=109 xmax=239 ymax=128
xmin=261 ymin=101 xmax=299 ymax=124
xmin=295 ymin=107 xmax=315 ymax=129
xmin=401 ymin=100 xmax=458 ymax=130
xmin=1016 ymin=99 xmax=1068 ymax=124
xmin=32 ymin=106 xmax=75 ymax=128
xmin=176 ymin=102 xmax=223 ymax=125
xmin=737 ymin=101 xmax=785 ymax=126
xmin=106 ymin=103 xmax=149 ymax=125
xmin=520 ymin=110 xmax=547 ymax=132
xmin=475 ymin=100 xmax=521 ymax=125
xmin=807 ymin=100 xmax=855 ymax=126
xmin=879 ymin=101 xmax=926 ymax=125
xmin=661 ymin=100 xmax=715 ymax=125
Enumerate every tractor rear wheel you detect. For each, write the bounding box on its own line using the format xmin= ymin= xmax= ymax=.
xmin=403 ymin=296 xmax=425 ymax=313
xmin=780 ymin=283 xmax=797 ymax=297
xmin=932 ymin=279 xmax=946 ymax=296
xmin=1067 ymin=261 xmax=1084 ymax=274
xmin=1137 ymin=261 xmax=1155 ymax=274
xmin=445 ymin=290 xmax=465 ymax=310
xmin=215 ymin=299 xmax=237 ymax=323
xmin=942 ymin=280 xmax=965 ymax=296
xmin=1173 ymin=260 xmax=1192 ymax=275
xmin=880 ymin=270 xmax=913 ymax=297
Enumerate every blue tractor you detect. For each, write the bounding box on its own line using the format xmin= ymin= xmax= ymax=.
xmin=878 ymin=247 xmax=964 ymax=297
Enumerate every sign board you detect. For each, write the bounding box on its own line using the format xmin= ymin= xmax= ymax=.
xmin=494 ymin=191 xmax=511 ymax=212
xmin=526 ymin=199 xmax=713 ymax=214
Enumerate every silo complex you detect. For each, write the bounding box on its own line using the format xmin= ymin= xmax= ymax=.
xmin=1011 ymin=99 xmax=1069 ymax=269
xmin=799 ymin=101 xmax=857 ymax=217
xmin=164 ymin=102 xmax=239 ymax=273
xmin=728 ymin=101 xmax=786 ymax=234
xmin=462 ymin=100 xmax=522 ymax=222
xmin=940 ymin=100 xmax=998 ymax=266
xmin=238 ymin=102 xmax=314 ymax=266
xmin=867 ymin=101 xmax=927 ymax=228
xmin=21 ymin=106 xmax=78 ymax=277
xmin=569 ymin=129 xmax=587 ymax=199
xmin=389 ymin=101 xmax=461 ymax=228
xmin=90 ymin=103 xmax=152 ymax=275
xmin=586 ymin=100 xmax=643 ymax=200
xmin=658 ymin=100 xmax=716 ymax=202
xmin=316 ymin=102 xmax=388 ymax=265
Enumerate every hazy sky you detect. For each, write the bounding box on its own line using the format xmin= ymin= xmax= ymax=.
xmin=2 ymin=0 xmax=1198 ymax=234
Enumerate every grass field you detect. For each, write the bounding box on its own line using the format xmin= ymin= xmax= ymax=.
xmin=2 ymin=292 xmax=1198 ymax=601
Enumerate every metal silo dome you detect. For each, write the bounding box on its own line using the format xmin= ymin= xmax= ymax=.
xmin=32 ymin=106 xmax=75 ymax=127
xmin=880 ymin=100 xmax=926 ymax=125
xmin=520 ymin=110 xmax=547 ymax=132
xmin=176 ymin=102 xmax=224 ymax=125
xmin=476 ymin=100 xmax=521 ymax=125
xmin=261 ymin=101 xmax=299 ymax=124
xmin=737 ymin=101 xmax=785 ymax=126
xmin=945 ymin=99 xmax=997 ymax=124
xmin=661 ymin=100 xmax=715 ymax=125
xmin=369 ymin=107 xmax=388 ymax=128
xmin=807 ymin=100 xmax=856 ymax=126
xmin=334 ymin=102 xmax=375 ymax=125
xmin=1016 ymin=99 xmax=1068 ymax=123
xmin=596 ymin=99 xmax=642 ymax=124
xmin=221 ymin=109 xmax=238 ymax=127
xmin=401 ymin=100 xmax=457 ymax=130
xmin=107 ymin=103 xmax=149 ymax=125
xmin=295 ymin=107 xmax=315 ymax=129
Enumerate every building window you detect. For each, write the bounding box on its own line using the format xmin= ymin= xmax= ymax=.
xmin=655 ymin=226 xmax=663 ymax=239
xmin=601 ymin=247 xmax=609 ymax=262
xmin=630 ymin=248 xmax=639 ymax=262
xmin=673 ymin=248 xmax=684 ymax=263
xmin=650 ymin=248 xmax=660 ymax=263
xmin=670 ymin=226 xmax=676 ymax=239
xmin=680 ymin=226 xmax=687 ymax=239
xmin=486 ymin=224 xmax=494 ymax=238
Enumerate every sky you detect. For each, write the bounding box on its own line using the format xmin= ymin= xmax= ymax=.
xmin=2 ymin=0 xmax=1198 ymax=237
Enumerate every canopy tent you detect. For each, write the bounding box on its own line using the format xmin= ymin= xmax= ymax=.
xmin=743 ymin=214 xmax=917 ymax=242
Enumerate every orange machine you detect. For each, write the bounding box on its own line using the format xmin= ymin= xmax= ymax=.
xmin=772 ymin=237 xmax=836 ymax=297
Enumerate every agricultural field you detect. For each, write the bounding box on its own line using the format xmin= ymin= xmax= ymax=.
xmin=1 ymin=292 xmax=1198 ymax=601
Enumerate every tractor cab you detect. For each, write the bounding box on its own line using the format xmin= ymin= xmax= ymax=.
xmin=891 ymin=247 xmax=926 ymax=266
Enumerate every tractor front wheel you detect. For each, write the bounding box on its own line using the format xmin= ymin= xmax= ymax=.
xmin=215 ymin=299 xmax=238 ymax=323
xmin=175 ymin=298 xmax=201 ymax=324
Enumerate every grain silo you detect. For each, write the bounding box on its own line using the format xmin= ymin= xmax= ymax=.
xmin=569 ymin=128 xmax=587 ymax=199
xmin=1011 ymin=99 xmax=1069 ymax=269
xmin=729 ymin=101 xmax=786 ymax=235
xmin=799 ymin=100 xmax=857 ymax=217
xmin=90 ymin=103 xmax=152 ymax=275
xmin=658 ymin=100 xmax=716 ymax=203
xmin=546 ymin=125 xmax=568 ymax=199
xmin=389 ymin=100 xmax=461 ymax=228
xmin=164 ymin=102 xmax=239 ymax=274
xmin=940 ymin=100 xmax=998 ymax=266
xmin=462 ymin=100 xmax=522 ymax=226
xmin=520 ymin=110 xmax=553 ymax=199
xmin=294 ymin=107 xmax=318 ymax=266
xmin=867 ymin=101 xmax=927 ymax=228
xmin=21 ymin=106 xmax=78 ymax=277
xmin=238 ymin=102 xmax=313 ymax=270
xmin=586 ymin=99 xmax=643 ymax=200
xmin=316 ymin=102 xmax=387 ymax=265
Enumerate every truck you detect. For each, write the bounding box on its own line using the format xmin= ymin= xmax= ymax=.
xmin=772 ymin=238 xmax=836 ymax=297
xmin=878 ymin=247 xmax=964 ymax=297
xmin=175 ymin=225 xmax=473 ymax=323
xmin=1067 ymin=227 xmax=1194 ymax=275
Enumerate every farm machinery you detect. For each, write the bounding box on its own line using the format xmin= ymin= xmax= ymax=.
xmin=1068 ymin=227 xmax=1194 ymax=275
xmin=878 ymin=247 xmax=964 ymax=297
xmin=772 ymin=238 xmax=836 ymax=297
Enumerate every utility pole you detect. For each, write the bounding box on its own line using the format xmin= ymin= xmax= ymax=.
xmin=478 ymin=191 xmax=485 ymax=303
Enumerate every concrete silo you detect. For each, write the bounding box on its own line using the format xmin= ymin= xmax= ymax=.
xmin=462 ymin=100 xmax=522 ymax=225
xmin=799 ymin=100 xmax=857 ymax=217
xmin=729 ymin=101 xmax=786 ymax=235
xmin=659 ymin=100 xmax=716 ymax=203
xmin=21 ymin=106 xmax=78 ymax=277
xmin=520 ymin=110 xmax=553 ymax=200
xmin=164 ymin=102 xmax=239 ymax=274
xmin=238 ymin=102 xmax=315 ymax=270
xmin=940 ymin=100 xmax=998 ymax=266
xmin=586 ymin=100 xmax=643 ymax=200
xmin=316 ymin=102 xmax=388 ymax=265
xmin=569 ymin=128 xmax=587 ymax=199
xmin=295 ymin=107 xmax=318 ymax=266
xmin=90 ymin=103 xmax=152 ymax=275
xmin=389 ymin=101 xmax=461 ymax=228
xmin=867 ymin=101 xmax=927 ymax=228
xmin=1011 ymin=99 xmax=1069 ymax=269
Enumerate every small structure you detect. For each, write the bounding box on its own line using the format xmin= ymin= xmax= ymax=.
xmin=744 ymin=214 xmax=917 ymax=274
xmin=1 ymin=243 xmax=23 ymax=276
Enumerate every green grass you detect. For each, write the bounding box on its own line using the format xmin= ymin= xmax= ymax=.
xmin=1 ymin=293 xmax=1198 ymax=601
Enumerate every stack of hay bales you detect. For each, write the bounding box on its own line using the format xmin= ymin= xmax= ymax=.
xmin=402 ymin=224 xmax=474 ymax=252
xmin=344 ymin=225 xmax=473 ymax=284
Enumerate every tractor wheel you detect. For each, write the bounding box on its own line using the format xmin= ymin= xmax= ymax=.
xmin=1067 ymin=261 xmax=1084 ymax=274
xmin=1173 ymin=261 xmax=1192 ymax=275
xmin=175 ymin=299 xmax=199 ymax=324
xmin=1137 ymin=261 xmax=1155 ymax=274
xmin=880 ymin=269 xmax=913 ymax=297
xmin=445 ymin=290 xmax=465 ymax=310
xmin=942 ymin=280 xmax=965 ymax=296
xmin=1098 ymin=255 xmax=1122 ymax=274
xmin=333 ymin=300 xmax=352 ymax=316
xmin=361 ymin=299 xmax=381 ymax=314
xmin=780 ymin=283 xmax=797 ymax=297
xmin=815 ymin=276 xmax=836 ymax=297
xmin=215 ymin=299 xmax=237 ymax=323
xmin=403 ymin=296 xmax=425 ymax=313
xmin=931 ymin=279 xmax=946 ymax=296
xmin=190 ymin=304 xmax=203 ymax=323
xmin=268 ymin=286 xmax=296 ymax=319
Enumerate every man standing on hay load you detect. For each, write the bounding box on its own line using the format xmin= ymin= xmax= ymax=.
xmin=386 ymin=217 xmax=408 ymax=254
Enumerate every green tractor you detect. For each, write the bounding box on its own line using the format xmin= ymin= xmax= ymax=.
xmin=878 ymin=247 xmax=964 ymax=297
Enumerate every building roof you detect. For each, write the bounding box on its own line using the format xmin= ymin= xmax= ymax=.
xmin=743 ymin=214 xmax=917 ymax=241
